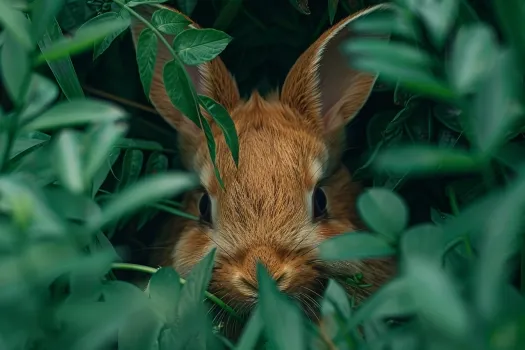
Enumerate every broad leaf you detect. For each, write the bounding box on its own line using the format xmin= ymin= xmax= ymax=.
xmin=151 ymin=8 xmax=191 ymax=35
xmin=1 ymin=30 xmax=30 ymax=105
xmin=148 ymin=267 xmax=182 ymax=323
xmin=319 ymin=232 xmax=395 ymax=260
xmin=0 ymin=0 xmax=32 ymax=48
xmin=173 ymin=28 xmax=232 ymax=66
xmin=30 ymin=0 xmax=65 ymax=42
xmin=163 ymin=59 xmax=200 ymax=125
xmin=92 ymin=11 xmax=131 ymax=60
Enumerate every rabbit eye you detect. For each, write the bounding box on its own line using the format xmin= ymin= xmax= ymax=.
xmin=198 ymin=193 xmax=212 ymax=224
xmin=313 ymin=187 xmax=327 ymax=219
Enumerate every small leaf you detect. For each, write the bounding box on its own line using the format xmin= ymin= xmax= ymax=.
xmin=373 ymin=145 xmax=482 ymax=176
xmin=328 ymin=0 xmax=339 ymax=24
xmin=36 ymin=15 xmax=130 ymax=64
xmin=54 ymin=130 xmax=84 ymax=195
xmin=88 ymin=172 xmax=198 ymax=231
xmin=18 ymin=74 xmax=59 ymax=124
xmin=92 ymin=12 xmax=131 ymax=60
xmin=0 ymin=0 xmax=32 ymax=48
xmin=319 ymin=232 xmax=395 ymax=261
xmin=257 ymin=264 xmax=305 ymax=350
xmin=1 ymin=30 xmax=31 ymax=105
xmin=22 ymin=99 xmax=127 ymax=131
xmin=151 ymin=8 xmax=191 ymax=35
xmin=322 ymin=279 xmax=351 ymax=320
xmin=137 ymin=29 xmax=158 ymax=98
xmin=357 ymin=188 xmax=408 ymax=242
xmin=199 ymin=95 xmax=239 ymax=166
xmin=449 ymin=23 xmax=498 ymax=94
xmin=91 ymin=149 xmax=121 ymax=198
xmin=201 ymin=116 xmax=225 ymax=188
xmin=409 ymin=0 xmax=458 ymax=49
xmin=173 ymin=28 xmax=232 ymax=66
xmin=148 ymin=267 xmax=182 ymax=322
xmin=400 ymin=224 xmax=446 ymax=265
xmin=116 ymin=149 xmax=144 ymax=192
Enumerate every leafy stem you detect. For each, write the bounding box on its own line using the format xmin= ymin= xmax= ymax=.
xmin=111 ymin=262 xmax=241 ymax=320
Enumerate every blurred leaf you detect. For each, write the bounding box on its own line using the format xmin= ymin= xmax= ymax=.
xmin=18 ymin=74 xmax=59 ymax=124
xmin=235 ymin=308 xmax=263 ymax=350
xmin=433 ymin=104 xmax=463 ymax=132
xmin=328 ymin=0 xmax=339 ymax=24
xmin=0 ymin=0 xmax=32 ymax=49
xmin=137 ymin=28 xmax=158 ymax=99
xmin=128 ymin=0 xmax=169 ymax=6
xmin=322 ymin=279 xmax=351 ymax=321
xmin=44 ymin=185 xmax=101 ymax=223
xmin=472 ymin=49 xmax=524 ymax=155
xmin=117 ymin=149 xmax=144 ymax=193
xmin=400 ymin=224 xmax=446 ymax=265
xmin=173 ymin=28 xmax=232 ymax=66
xmin=9 ymin=131 xmax=51 ymax=162
xmin=54 ymin=130 xmax=84 ymax=195
xmin=374 ymin=145 xmax=482 ymax=176
xmin=91 ymin=149 xmax=120 ymax=198
xmin=37 ymin=17 xmax=85 ymax=100
xmin=214 ymin=0 xmax=243 ymax=31
xmin=357 ymin=188 xmax=408 ymax=242
xmin=404 ymin=104 xmax=433 ymax=142
xmin=1 ymin=30 xmax=31 ymax=105
xmin=257 ymin=264 xmax=305 ymax=350
xmin=151 ymin=8 xmax=191 ymax=35
xmin=449 ymin=23 xmax=498 ymax=94
xmin=407 ymin=0 xmax=458 ymax=48
xmin=199 ymin=95 xmax=239 ymax=166
xmin=36 ymin=15 xmax=130 ymax=64
xmin=30 ymin=0 xmax=65 ymax=42
xmin=349 ymin=6 xmax=418 ymax=40
xmin=319 ymin=232 xmax=395 ymax=260
xmin=118 ymin=304 xmax=163 ymax=350
xmin=88 ymin=172 xmax=197 ymax=231
xmin=176 ymin=0 xmax=198 ymax=16
xmin=149 ymin=267 xmax=182 ymax=323
xmin=405 ymin=257 xmax=469 ymax=339
xmin=84 ymin=122 xmax=128 ymax=185
xmin=23 ymin=99 xmax=127 ymax=131
xmin=288 ymin=0 xmax=310 ymax=15
xmin=92 ymin=11 xmax=131 ymax=60
xmin=493 ymin=0 xmax=525 ymax=69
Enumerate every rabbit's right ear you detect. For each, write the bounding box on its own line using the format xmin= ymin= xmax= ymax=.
xmin=129 ymin=4 xmax=240 ymax=152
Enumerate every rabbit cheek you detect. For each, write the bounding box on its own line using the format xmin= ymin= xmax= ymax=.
xmin=171 ymin=227 xmax=214 ymax=277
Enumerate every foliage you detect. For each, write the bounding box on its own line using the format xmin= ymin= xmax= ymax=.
xmin=1 ymin=0 xmax=525 ymax=349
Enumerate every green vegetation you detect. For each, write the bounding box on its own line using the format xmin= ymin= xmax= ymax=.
xmin=1 ymin=0 xmax=525 ymax=349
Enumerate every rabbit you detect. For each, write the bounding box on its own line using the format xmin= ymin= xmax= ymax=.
xmin=129 ymin=2 xmax=396 ymax=335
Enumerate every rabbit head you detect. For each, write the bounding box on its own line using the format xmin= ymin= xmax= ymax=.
xmin=130 ymin=3 xmax=396 ymax=322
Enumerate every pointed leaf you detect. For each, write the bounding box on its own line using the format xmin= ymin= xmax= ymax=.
xmin=54 ymin=130 xmax=84 ymax=194
xmin=137 ymin=28 xmax=158 ymax=98
xmin=173 ymin=28 xmax=232 ymax=66
xmin=151 ymin=8 xmax=191 ymax=35
xmin=0 ymin=0 xmax=32 ymax=48
xmin=1 ymin=30 xmax=31 ymax=105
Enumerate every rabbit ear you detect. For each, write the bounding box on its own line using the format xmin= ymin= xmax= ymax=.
xmin=129 ymin=4 xmax=240 ymax=140
xmin=281 ymin=4 xmax=390 ymax=134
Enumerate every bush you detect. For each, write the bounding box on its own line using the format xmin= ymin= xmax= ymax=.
xmin=1 ymin=0 xmax=525 ymax=349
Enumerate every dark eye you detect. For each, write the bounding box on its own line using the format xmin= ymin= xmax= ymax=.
xmin=313 ymin=187 xmax=327 ymax=219
xmin=198 ymin=193 xmax=212 ymax=224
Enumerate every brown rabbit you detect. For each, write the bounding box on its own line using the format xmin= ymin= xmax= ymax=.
xmin=130 ymin=2 xmax=396 ymax=334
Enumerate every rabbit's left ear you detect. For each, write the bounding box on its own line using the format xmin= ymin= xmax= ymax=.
xmin=281 ymin=4 xmax=391 ymax=134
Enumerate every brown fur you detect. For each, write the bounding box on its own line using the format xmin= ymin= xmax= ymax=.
xmin=130 ymin=2 xmax=396 ymax=335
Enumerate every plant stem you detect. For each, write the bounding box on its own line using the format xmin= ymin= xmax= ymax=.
xmin=111 ymin=262 xmax=241 ymax=320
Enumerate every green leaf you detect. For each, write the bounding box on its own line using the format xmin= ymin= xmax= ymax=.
xmin=199 ymin=95 xmax=239 ymax=166
xmin=151 ymin=8 xmax=191 ymax=35
xmin=235 ymin=308 xmax=263 ymax=350
xmin=176 ymin=0 xmax=198 ymax=16
xmin=163 ymin=59 xmax=200 ymax=125
xmin=373 ymin=145 xmax=482 ymax=176
xmin=343 ymin=39 xmax=434 ymax=69
xmin=173 ymin=28 xmax=232 ymax=66
xmin=136 ymin=29 xmax=158 ymax=99
xmin=320 ymin=279 xmax=352 ymax=341
xmin=37 ymin=17 xmax=85 ymax=100
xmin=257 ymin=264 xmax=305 ymax=350
xmin=30 ymin=0 xmax=65 ymax=42
xmin=408 ymin=0 xmax=458 ymax=49
xmin=405 ymin=257 xmax=469 ymax=339
xmin=9 ymin=131 xmax=51 ymax=162
xmin=357 ymin=188 xmax=408 ymax=242
xmin=92 ymin=11 xmax=131 ymax=60
xmin=127 ymin=0 xmax=169 ymax=6
xmin=148 ymin=267 xmax=182 ymax=322
xmin=0 ymin=0 xmax=32 ymax=49
xmin=18 ymin=74 xmax=59 ymax=124
xmin=288 ymin=0 xmax=310 ymax=15
xmin=328 ymin=0 xmax=339 ymax=24
xmin=449 ymin=23 xmax=498 ymax=94
xmin=433 ymin=104 xmax=463 ymax=132
xmin=319 ymin=232 xmax=395 ymax=260
xmin=493 ymin=0 xmax=525 ymax=69
xmin=88 ymin=172 xmax=198 ymax=231
xmin=1 ymin=30 xmax=31 ymax=105
xmin=91 ymin=149 xmax=121 ymax=198
xmin=54 ymin=130 xmax=84 ymax=195
xmin=84 ymin=122 xmax=128 ymax=185
xmin=36 ymin=15 xmax=130 ymax=64
xmin=22 ymin=99 xmax=127 ymax=131
xmin=213 ymin=0 xmax=243 ymax=31
xmin=400 ymin=224 xmax=446 ymax=265
xmin=471 ymin=49 xmax=523 ymax=155
xmin=201 ymin=116 xmax=225 ymax=188
xmin=349 ymin=6 xmax=418 ymax=40
xmin=118 ymin=306 xmax=164 ymax=350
